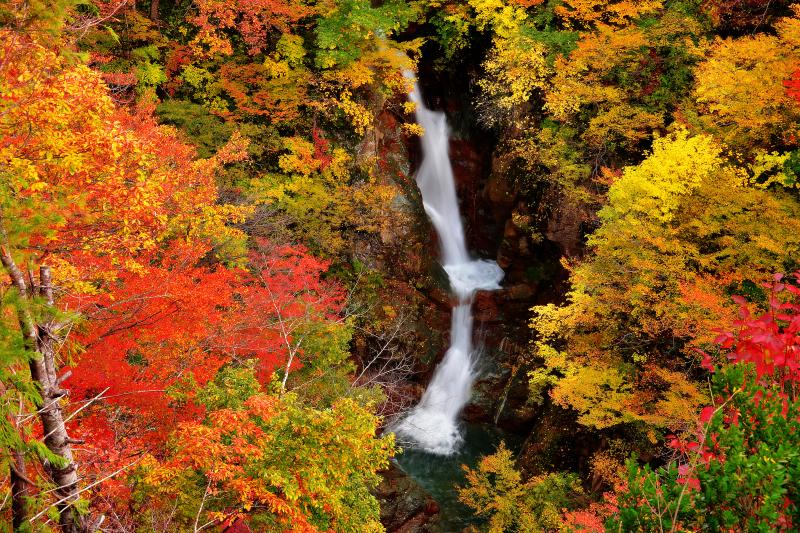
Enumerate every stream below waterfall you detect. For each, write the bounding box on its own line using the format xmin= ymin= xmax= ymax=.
xmin=395 ymin=423 xmax=524 ymax=529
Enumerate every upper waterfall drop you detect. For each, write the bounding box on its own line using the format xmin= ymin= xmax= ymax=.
xmin=393 ymin=71 xmax=504 ymax=455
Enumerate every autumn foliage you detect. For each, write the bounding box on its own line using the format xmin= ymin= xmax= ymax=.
xmin=6 ymin=0 xmax=800 ymax=530
xmin=613 ymin=276 xmax=800 ymax=531
xmin=137 ymin=366 xmax=394 ymax=532
xmin=0 ymin=6 xmax=393 ymax=530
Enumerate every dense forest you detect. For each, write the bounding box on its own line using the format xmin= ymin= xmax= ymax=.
xmin=3 ymin=0 xmax=800 ymax=530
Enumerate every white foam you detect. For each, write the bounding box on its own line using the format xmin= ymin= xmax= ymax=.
xmin=445 ymin=260 xmax=505 ymax=299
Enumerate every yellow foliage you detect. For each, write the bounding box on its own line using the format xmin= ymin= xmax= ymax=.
xmin=47 ymin=256 xmax=111 ymax=295
xmin=602 ymin=129 xmax=723 ymax=223
xmin=318 ymin=38 xmax=419 ymax=137
xmin=543 ymin=11 xmax=706 ymax=156
xmin=439 ymin=4 xmax=474 ymax=54
xmin=252 ymin=137 xmax=398 ymax=256
xmin=468 ymin=0 xmax=528 ymax=38
xmin=633 ymin=367 xmax=706 ymax=428
xmin=546 ymin=25 xmax=648 ymax=120
xmin=590 ymin=450 xmax=625 ymax=486
xmin=551 ymin=364 xmax=636 ymax=429
xmin=529 ymin=304 xmax=566 ymax=341
xmin=138 ymin=386 xmax=395 ymax=532
xmin=495 ymin=122 xmax=594 ymax=203
xmin=338 ymin=90 xmax=374 ymax=135
xmin=529 ymin=129 xmax=800 ymax=431
xmin=777 ymin=4 xmax=800 ymax=47
xmin=583 ymin=104 xmax=663 ymax=151
xmin=334 ymin=59 xmax=376 ymax=89
xmin=278 ymin=137 xmax=321 ymax=176
xmin=477 ymin=35 xmax=550 ymax=110
xmin=458 ymin=443 xmax=583 ymax=532
xmin=468 ymin=0 xmax=555 ymax=120
xmin=325 ymin=147 xmax=352 ymax=181
xmin=401 ymin=122 xmax=425 ymax=136
xmin=749 ymin=151 xmax=798 ymax=189
xmin=555 ymin=0 xmax=662 ymax=29
xmin=694 ymin=20 xmax=800 ymax=150
xmin=275 ymin=33 xmax=306 ymax=67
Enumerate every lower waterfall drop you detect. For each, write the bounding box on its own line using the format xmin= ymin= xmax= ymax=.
xmin=393 ymin=72 xmax=504 ymax=455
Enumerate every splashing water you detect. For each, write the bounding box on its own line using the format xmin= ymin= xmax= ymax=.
xmin=393 ymin=72 xmax=504 ymax=455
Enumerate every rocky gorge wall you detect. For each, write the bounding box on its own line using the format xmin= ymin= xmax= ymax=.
xmin=356 ymin=49 xmax=595 ymax=531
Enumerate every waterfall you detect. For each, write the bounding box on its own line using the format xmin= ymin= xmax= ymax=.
xmin=393 ymin=72 xmax=504 ymax=455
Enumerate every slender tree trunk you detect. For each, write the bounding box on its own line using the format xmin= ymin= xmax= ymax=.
xmin=0 ymin=239 xmax=85 ymax=532
xmin=2 ymin=378 xmax=31 ymax=528
xmin=10 ymin=450 xmax=29 ymax=530
xmin=36 ymin=266 xmax=83 ymax=533
xmin=150 ymin=0 xmax=159 ymax=21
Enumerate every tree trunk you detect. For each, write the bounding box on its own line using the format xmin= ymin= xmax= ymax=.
xmin=36 ymin=266 xmax=84 ymax=532
xmin=10 ymin=450 xmax=29 ymax=530
xmin=36 ymin=324 xmax=83 ymax=531
xmin=0 ymin=241 xmax=86 ymax=532
xmin=150 ymin=0 xmax=159 ymax=21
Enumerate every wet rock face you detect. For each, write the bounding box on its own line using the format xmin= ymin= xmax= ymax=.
xmin=376 ymin=463 xmax=442 ymax=533
xmin=464 ymin=334 xmax=543 ymax=432
xmin=348 ymin=104 xmax=454 ymax=411
xmin=450 ymin=139 xmax=501 ymax=255
xmin=354 ymin=109 xmax=430 ymax=278
xmin=544 ymin=195 xmax=592 ymax=259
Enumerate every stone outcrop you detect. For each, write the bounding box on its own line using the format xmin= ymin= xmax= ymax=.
xmin=375 ymin=463 xmax=442 ymax=533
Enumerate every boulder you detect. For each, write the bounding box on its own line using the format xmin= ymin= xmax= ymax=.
xmin=376 ymin=463 xmax=442 ymax=533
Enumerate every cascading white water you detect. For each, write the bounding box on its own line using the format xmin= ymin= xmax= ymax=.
xmin=393 ymin=72 xmax=504 ymax=455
